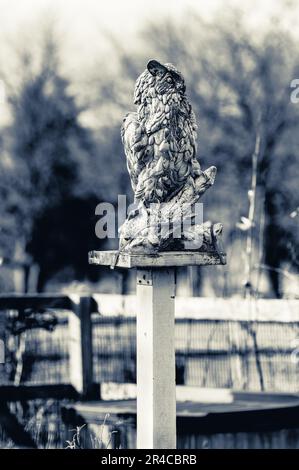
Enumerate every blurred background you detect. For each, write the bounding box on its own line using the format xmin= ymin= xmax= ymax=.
xmin=0 ymin=0 xmax=299 ymax=449
xmin=0 ymin=0 xmax=298 ymax=297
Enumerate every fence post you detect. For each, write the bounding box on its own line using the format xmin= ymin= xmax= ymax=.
xmin=68 ymin=296 xmax=94 ymax=398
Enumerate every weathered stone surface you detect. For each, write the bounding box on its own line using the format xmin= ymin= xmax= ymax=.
xmin=120 ymin=59 xmax=224 ymax=254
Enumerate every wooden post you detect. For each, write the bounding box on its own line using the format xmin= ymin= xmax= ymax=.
xmin=88 ymin=250 xmax=226 ymax=449
xmin=68 ymin=296 xmax=94 ymax=398
xmin=136 ymin=267 xmax=176 ymax=449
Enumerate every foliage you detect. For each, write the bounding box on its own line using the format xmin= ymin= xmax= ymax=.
xmin=0 ymin=31 xmax=103 ymax=289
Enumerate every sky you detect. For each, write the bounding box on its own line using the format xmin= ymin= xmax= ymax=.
xmin=0 ymin=0 xmax=297 ymax=69
xmin=0 ymin=0 xmax=298 ymax=126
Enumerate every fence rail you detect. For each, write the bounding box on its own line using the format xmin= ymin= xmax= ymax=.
xmin=1 ymin=293 xmax=298 ymax=319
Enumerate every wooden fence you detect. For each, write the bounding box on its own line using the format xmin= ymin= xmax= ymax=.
xmin=0 ymin=294 xmax=99 ymax=401
xmin=0 ymin=294 xmax=299 ymax=403
xmin=0 ymin=294 xmax=298 ymax=448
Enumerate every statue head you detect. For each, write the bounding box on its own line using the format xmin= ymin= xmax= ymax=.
xmin=134 ymin=59 xmax=186 ymax=106
xmin=147 ymin=60 xmax=186 ymax=95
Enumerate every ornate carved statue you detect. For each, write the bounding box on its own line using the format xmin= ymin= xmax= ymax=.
xmin=119 ymin=59 xmax=223 ymax=256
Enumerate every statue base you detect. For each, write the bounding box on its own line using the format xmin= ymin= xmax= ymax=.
xmin=88 ymin=249 xmax=226 ymax=269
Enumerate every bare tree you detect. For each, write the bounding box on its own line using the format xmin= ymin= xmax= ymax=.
xmin=1 ymin=28 xmax=98 ymax=290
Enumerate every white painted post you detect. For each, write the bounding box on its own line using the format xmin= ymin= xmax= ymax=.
xmin=136 ymin=267 xmax=176 ymax=449
xmin=88 ymin=249 xmax=226 ymax=449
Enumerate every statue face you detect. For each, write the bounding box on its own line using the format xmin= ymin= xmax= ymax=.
xmin=147 ymin=59 xmax=186 ymax=96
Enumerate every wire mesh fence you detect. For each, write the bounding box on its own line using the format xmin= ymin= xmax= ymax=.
xmin=1 ymin=296 xmax=299 ymax=449
xmin=0 ymin=313 xmax=69 ymax=386
xmin=92 ymin=316 xmax=299 ymax=392
xmin=0 ymin=299 xmax=299 ymax=392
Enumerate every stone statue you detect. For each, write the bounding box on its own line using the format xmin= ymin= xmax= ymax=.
xmin=119 ymin=59 xmax=223 ymax=256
